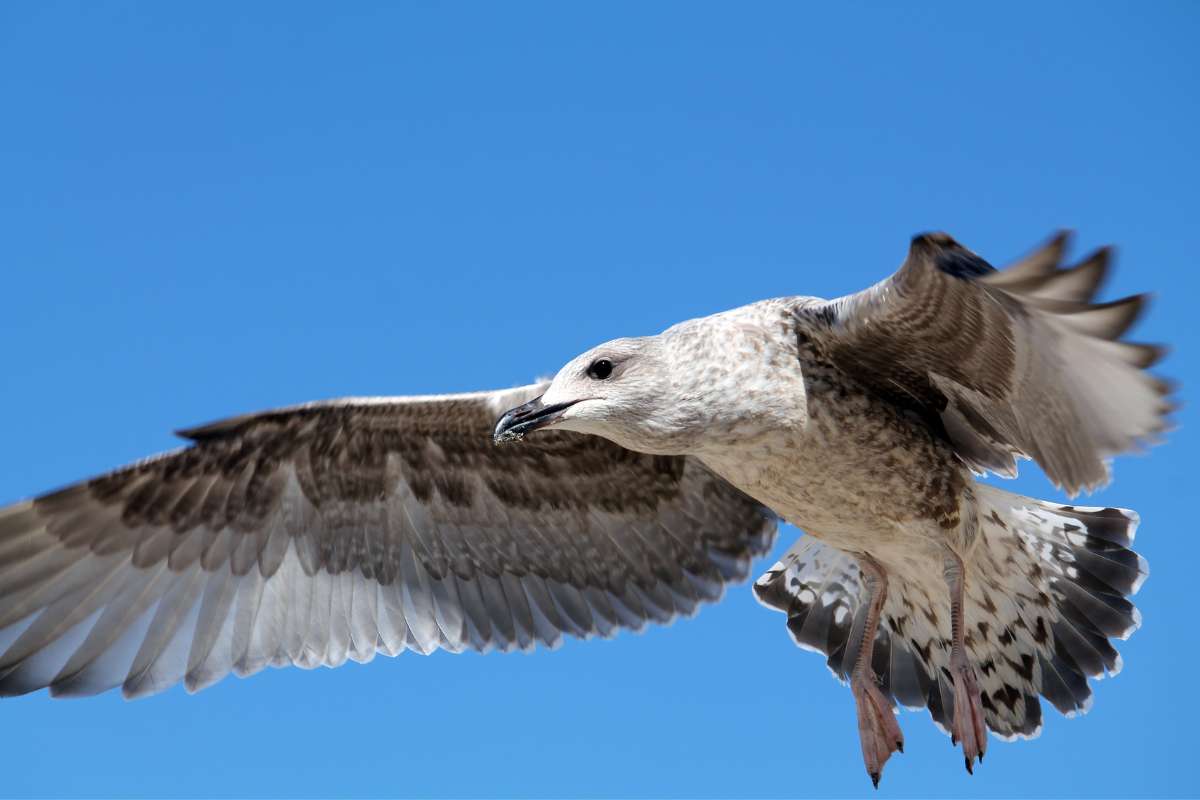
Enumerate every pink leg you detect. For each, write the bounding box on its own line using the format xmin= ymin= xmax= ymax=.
xmin=850 ymin=554 xmax=904 ymax=789
xmin=943 ymin=550 xmax=987 ymax=773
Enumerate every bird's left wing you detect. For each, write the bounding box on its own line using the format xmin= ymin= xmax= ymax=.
xmin=0 ymin=383 xmax=775 ymax=699
xmin=800 ymin=232 xmax=1173 ymax=494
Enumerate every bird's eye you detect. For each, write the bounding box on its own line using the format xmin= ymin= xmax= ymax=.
xmin=587 ymin=358 xmax=614 ymax=380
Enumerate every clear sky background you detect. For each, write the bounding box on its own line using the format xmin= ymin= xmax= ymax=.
xmin=1 ymin=3 xmax=1196 ymax=798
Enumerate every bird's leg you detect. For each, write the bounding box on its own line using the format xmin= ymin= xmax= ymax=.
xmin=943 ymin=549 xmax=987 ymax=773
xmin=849 ymin=553 xmax=903 ymax=789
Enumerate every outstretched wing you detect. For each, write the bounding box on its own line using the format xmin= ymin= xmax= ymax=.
xmin=0 ymin=383 xmax=775 ymax=699
xmin=802 ymin=232 xmax=1172 ymax=494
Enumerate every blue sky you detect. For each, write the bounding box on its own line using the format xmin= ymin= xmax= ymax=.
xmin=1 ymin=2 xmax=1196 ymax=797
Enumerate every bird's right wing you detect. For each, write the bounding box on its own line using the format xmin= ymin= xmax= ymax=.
xmin=0 ymin=383 xmax=776 ymax=699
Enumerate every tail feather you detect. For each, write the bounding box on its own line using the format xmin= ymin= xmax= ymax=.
xmin=753 ymin=483 xmax=1145 ymax=742
xmin=970 ymin=484 xmax=1144 ymax=729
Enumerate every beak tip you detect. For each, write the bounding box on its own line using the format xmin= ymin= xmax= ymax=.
xmin=492 ymin=428 xmax=524 ymax=446
xmin=492 ymin=412 xmax=520 ymax=445
xmin=492 ymin=394 xmax=575 ymax=445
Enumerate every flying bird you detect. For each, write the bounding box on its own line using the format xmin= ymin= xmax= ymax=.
xmin=0 ymin=232 xmax=1170 ymax=786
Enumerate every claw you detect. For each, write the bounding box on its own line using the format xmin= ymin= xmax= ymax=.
xmin=943 ymin=550 xmax=988 ymax=774
xmin=854 ymin=675 xmax=904 ymax=788
xmin=950 ymin=656 xmax=987 ymax=772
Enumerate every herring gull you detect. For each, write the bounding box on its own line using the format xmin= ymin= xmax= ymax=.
xmin=0 ymin=232 xmax=1171 ymax=786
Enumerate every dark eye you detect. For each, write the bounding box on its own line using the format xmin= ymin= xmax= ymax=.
xmin=586 ymin=358 xmax=614 ymax=380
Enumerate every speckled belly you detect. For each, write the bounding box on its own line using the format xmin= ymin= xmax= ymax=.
xmin=699 ymin=377 xmax=969 ymax=561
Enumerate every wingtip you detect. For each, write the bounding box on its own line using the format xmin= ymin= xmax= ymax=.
xmin=1023 ymin=228 xmax=1074 ymax=267
xmin=1048 ymin=228 xmax=1074 ymax=250
xmin=979 ymin=229 xmax=1076 ymax=288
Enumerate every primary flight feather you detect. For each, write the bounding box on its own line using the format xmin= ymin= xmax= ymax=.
xmin=0 ymin=232 xmax=1170 ymax=787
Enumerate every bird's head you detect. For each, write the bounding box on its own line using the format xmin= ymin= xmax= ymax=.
xmin=493 ymin=336 xmax=680 ymax=452
xmin=492 ymin=305 xmax=809 ymax=456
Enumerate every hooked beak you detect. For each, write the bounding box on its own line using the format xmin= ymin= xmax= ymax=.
xmin=493 ymin=395 xmax=578 ymax=444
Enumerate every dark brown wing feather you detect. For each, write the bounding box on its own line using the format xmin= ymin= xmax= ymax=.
xmin=803 ymin=232 xmax=1172 ymax=494
xmin=0 ymin=384 xmax=775 ymax=699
